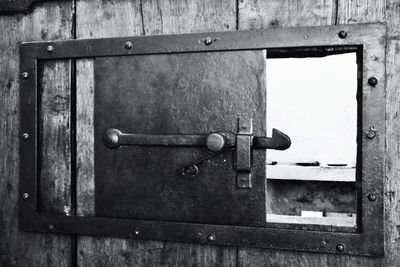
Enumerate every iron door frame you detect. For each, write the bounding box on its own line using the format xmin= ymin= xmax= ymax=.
xmin=19 ymin=23 xmax=386 ymax=256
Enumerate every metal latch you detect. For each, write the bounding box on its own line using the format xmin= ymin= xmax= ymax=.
xmin=103 ymin=118 xmax=291 ymax=187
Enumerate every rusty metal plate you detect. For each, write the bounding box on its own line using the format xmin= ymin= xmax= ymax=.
xmin=94 ymin=51 xmax=267 ymax=226
xmin=19 ymin=23 xmax=386 ymax=256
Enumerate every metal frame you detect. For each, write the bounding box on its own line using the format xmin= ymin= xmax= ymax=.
xmin=20 ymin=23 xmax=386 ymax=256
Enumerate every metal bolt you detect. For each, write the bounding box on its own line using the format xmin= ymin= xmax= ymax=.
xmin=207 ymin=234 xmax=216 ymax=242
xmin=125 ymin=41 xmax=133 ymax=49
xmin=336 ymin=243 xmax=345 ymax=252
xmin=21 ymin=72 xmax=29 ymax=79
xmin=338 ymin=30 xmax=347 ymax=39
xmin=204 ymin=37 xmax=213 ymax=45
xmin=366 ymin=126 xmax=377 ymax=139
xmin=46 ymin=45 xmax=54 ymax=53
xmin=22 ymin=193 xmax=29 ymax=199
xmin=48 ymin=224 xmax=54 ymax=231
xmin=368 ymin=77 xmax=378 ymax=87
xmin=134 ymin=230 xmax=139 ymax=236
xmin=368 ymin=193 xmax=377 ymax=202
xmin=22 ymin=133 xmax=29 ymax=140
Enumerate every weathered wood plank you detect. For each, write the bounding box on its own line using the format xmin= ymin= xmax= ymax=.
xmin=75 ymin=0 xmax=238 ymax=266
xmin=0 ymin=2 xmax=73 ymax=266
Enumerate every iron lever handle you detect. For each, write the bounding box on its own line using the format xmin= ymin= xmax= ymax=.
xmin=103 ymin=128 xmax=291 ymax=151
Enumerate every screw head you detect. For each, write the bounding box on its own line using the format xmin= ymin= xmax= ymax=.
xmin=207 ymin=234 xmax=216 ymax=242
xmin=21 ymin=72 xmax=29 ymax=79
xmin=368 ymin=77 xmax=378 ymax=87
xmin=125 ymin=41 xmax=133 ymax=49
xmin=338 ymin=30 xmax=347 ymax=39
xmin=366 ymin=126 xmax=377 ymax=139
xmin=46 ymin=45 xmax=54 ymax=53
xmin=368 ymin=193 xmax=377 ymax=202
xmin=182 ymin=165 xmax=199 ymax=177
xmin=22 ymin=133 xmax=29 ymax=140
xmin=48 ymin=224 xmax=54 ymax=231
xmin=204 ymin=37 xmax=213 ymax=45
xmin=336 ymin=243 xmax=345 ymax=252
xmin=22 ymin=193 xmax=29 ymax=199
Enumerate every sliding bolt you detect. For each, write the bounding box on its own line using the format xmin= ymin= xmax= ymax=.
xmin=336 ymin=243 xmax=345 ymax=252
xmin=46 ymin=45 xmax=54 ymax=53
xmin=338 ymin=30 xmax=347 ymax=39
xmin=125 ymin=41 xmax=133 ymax=49
xmin=368 ymin=77 xmax=378 ymax=87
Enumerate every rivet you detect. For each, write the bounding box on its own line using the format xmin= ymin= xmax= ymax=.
xmin=125 ymin=41 xmax=133 ymax=49
xmin=338 ymin=30 xmax=347 ymax=39
xmin=22 ymin=133 xmax=29 ymax=140
xmin=48 ymin=224 xmax=54 ymax=231
xmin=134 ymin=230 xmax=139 ymax=236
xmin=46 ymin=45 xmax=54 ymax=53
xmin=204 ymin=37 xmax=213 ymax=45
xmin=336 ymin=243 xmax=345 ymax=252
xmin=207 ymin=234 xmax=216 ymax=242
xmin=21 ymin=72 xmax=29 ymax=79
xmin=366 ymin=126 xmax=377 ymax=139
xmin=368 ymin=193 xmax=377 ymax=202
xmin=303 ymin=35 xmax=309 ymax=40
xmin=22 ymin=193 xmax=29 ymax=199
xmin=368 ymin=77 xmax=378 ymax=87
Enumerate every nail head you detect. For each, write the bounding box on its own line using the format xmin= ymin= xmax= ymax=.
xmin=22 ymin=133 xmax=29 ymax=140
xmin=21 ymin=72 xmax=29 ymax=79
xmin=338 ymin=31 xmax=347 ymax=39
xmin=125 ymin=41 xmax=133 ymax=49
xmin=22 ymin=193 xmax=29 ymax=199
xmin=46 ymin=45 xmax=54 ymax=53
xmin=368 ymin=77 xmax=378 ymax=87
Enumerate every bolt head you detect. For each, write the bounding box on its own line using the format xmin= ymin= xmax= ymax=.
xmin=46 ymin=45 xmax=54 ymax=53
xmin=21 ymin=72 xmax=29 ymax=79
xmin=207 ymin=234 xmax=216 ymax=242
xmin=22 ymin=133 xmax=29 ymax=140
xmin=338 ymin=30 xmax=347 ymax=39
xmin=125 ymin=41 xmax=133 ymax=49
xmin=336 ymin=243 xmax=345 ymax=252
xmin=182 ymin=165 xmax=199 ymax=177
xmin=204 ymin=37 xmax=213 ymax=45
xmin=368 ymin=193 xmax=377 ymax=202
xmin=22 ymin=193 xmax=29 ymax=199
xmin=366 ymin=126 xmax=377 ymax=139
xmin=368 ymin=77 xmax=378 ymax=87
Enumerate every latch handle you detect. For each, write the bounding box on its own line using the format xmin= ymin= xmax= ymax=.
xmin=253 ymin=129 xmax=291 ymax=150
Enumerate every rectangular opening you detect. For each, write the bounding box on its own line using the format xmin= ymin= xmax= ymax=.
xmin=266 ymin=49 xmax=360 ymax=229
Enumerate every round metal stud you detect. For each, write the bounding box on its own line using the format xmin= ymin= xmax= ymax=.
xmin=22 ymin=133 xmax=29 ymax=140
xmin=206 ymin=133 xmax=225 ymax=152
xmin=134 ymin=230 xmax=139 ymax=236
xmin=21 ymin=72 xmax=29 ymax=79
xmin=368 ymin=193 xmax=377 ymax=202
xmin=125 ymin=41 xmax=133 ymax=49
xmin=207 ymin=234 xmax=216 ymax=242
xmin=46 ymin=45 xmax=54 ymax=53
xmin=182 ymin=165 xmax=199 ymax=177
xmin=103 ymin=129 xmax=121 ymax=149
xmin=48 ymin=224 xmax=54 ymax=231
xmin=366 ymin=126 xmax=377 ymax=139
xmin=336 ymin=243 xmax=345 ymax=252
xmin=22 ymin=193 xmax=29 ymax=200
xmin=204 ymin=37 xmax=213 ymax=45
xmin=368 ymin=77 xmax=378 ymax=87
xmin=338 ymin=30 xmax=347 ymax=39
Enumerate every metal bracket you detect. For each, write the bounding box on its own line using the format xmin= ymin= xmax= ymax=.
xmin=236 ymin=119 xmax=253 ymax=188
